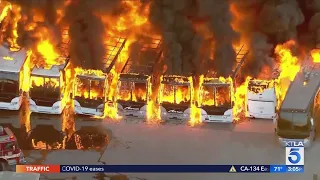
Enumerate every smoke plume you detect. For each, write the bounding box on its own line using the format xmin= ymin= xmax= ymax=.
xmin=2 ymin=0 xmax=320 ymax=79
xmin=229 ymin=0 xmax=304 ymax=79
xmin=62 ymin=0 xmax=106 ymax=70
xmin=13 ymin=0 xmax=62 ymax=52
xmin=148 ymin=0 xmax=203 ymax=76
xmin=259 ymin=0 xmax=304 ymax=42
xmin=198 ymin=0 xmax=240 ymax=77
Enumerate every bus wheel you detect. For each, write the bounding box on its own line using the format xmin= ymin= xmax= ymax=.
xmin=0 ymin=160 xmax=8 ymax=171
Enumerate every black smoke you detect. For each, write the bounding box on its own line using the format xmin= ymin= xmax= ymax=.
xmin=148 ymin=0 xmax=203 ymax=76
xmin=12 ymin=0 xmax=62 ymax=50
xmin=62 ymin=0 xmax=106 ymax=70
xmin=2 ymin=0 xmax=320 ymax=78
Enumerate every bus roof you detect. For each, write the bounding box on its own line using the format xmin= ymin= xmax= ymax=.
xmin=104 ymin=37 xmax=127 ymax=73
xmin=281 ymin=68 xmax=320 ymax=111
xmin=120 ymin=37 xmax=162 ymax=76
xmin=0 ymin=171 xmax=40 ymax=180
xmin=31 ymin=29 xmax=70 ymax=78
xmin=0 ymin=45 xmax=27 ymax=73
xmin=31 ymin=65 xmax=62 ymax=77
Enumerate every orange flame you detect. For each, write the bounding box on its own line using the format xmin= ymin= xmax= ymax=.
xmin=311 ymin=49 xmax=320 ymax=63
xmin=0 ymin=1 xmax=11 ymax=23
xmin=274 ymin=40 xmax=300 ymax=106
xmin=37 ymin=40 xmax=60 ymax=68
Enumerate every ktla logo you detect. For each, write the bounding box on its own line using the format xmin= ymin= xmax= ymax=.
xmin=285 ymin=141 xmax=304 ymax=165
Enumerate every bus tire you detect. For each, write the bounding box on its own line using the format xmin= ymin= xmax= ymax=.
xmin=0 ymin=160 xmax=8 ymax=171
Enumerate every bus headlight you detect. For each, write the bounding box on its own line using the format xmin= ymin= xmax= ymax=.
xmin=222 ymin=115 xmax=231 ymax=118
xmin=30 ymin=104 xmax=37 ymax=108
xmin=10 ymin=102 xmax=18 ymax=105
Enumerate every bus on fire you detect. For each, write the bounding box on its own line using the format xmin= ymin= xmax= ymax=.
xmin=116 ymin=37 xmax=162 ymax=119
xmin=73 ymin=37 xmax=126 ymax=117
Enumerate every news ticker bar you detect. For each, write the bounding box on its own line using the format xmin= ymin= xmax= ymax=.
xmin=16 ymin=165 xmax=304 ymax=173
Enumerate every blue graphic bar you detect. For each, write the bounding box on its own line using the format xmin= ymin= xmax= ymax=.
xmin=270 ymin=165 xmax=304 ymax=173
xmin=270 ymin=165 xmax=287 ymax=173
xmin=60 ymin=165 xmax=271 ymax=173
xmin=286 ymin=165 xmax=304 ymax=173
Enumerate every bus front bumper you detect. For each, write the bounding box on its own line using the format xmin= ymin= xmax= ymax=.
xmin=202 ymin=115 xmax=233 ymax=123
xmin=247 ymin=112 xmax=277 ymax=120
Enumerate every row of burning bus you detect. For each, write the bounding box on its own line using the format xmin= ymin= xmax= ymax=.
xmin=0 ymin=29 xmax=280 ymax=123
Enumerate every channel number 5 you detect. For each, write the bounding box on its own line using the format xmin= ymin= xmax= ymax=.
xmin=288 ymin=148 xmax=301 ymax=164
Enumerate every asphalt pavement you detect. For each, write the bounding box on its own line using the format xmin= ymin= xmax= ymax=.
xmin=0 ymin=113 xmax=319 ymax=180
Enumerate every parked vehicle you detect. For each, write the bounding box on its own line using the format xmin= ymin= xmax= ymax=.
xmin=276 ymin=54 xmax=320 ymax=147
xmin=246 ymin=79 xmax=277 ymax=119
xmin=198 ymin=45 xmax=249 ymax=123
xmin=117 ymin=37 xmax=162 ymax=119
xmin=0 ymin=126 xmax=26 ymax=170
xmin=160 ymin=75 xmax=192 ymax=121
xmin=74 ymin=37 xmax=126 ymax=117
xmin=0 ymin=44 xmax=28 ymax=111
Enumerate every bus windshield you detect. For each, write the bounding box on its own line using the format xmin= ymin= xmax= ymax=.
xmin=118 ymin=81 xmax=131 ymax=101
xmin=277 ymin=111 xmax=311 ymax=139
xmin=161 ymin=84 xmax=190 ymax=104
xmin=75 ymin=77 xmax=105 ymax=100
xmin=118 ymin=81 xmax=147 ymax=102
xmin=201 ymin=84 xmax=231 ymax=107
xmin=202 ymin=85 xmax=215 ymax=106
xmin=0 ymin=71 xmax=19 ymax=96
xmin=30 ymin=76 xmax=60 ymax=100
xmin=216 ymin=86 xmax=231 ymax=107
xmin=132 ymin=82 xmax=147 ymax=102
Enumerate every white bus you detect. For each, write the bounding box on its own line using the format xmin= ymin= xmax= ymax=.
xmin=116 ymin=37 xmax=162 ymax=119
xmin=29 ymin=63 xmax=70 ymax=115
xmin=29 ymin=30 xmax=70 ymax=115
xmin=160 ymin=75 xmax=192 ymax=121
xmin=0 ymin=44 xmax=28 ymax=111
xmin=198 ymin=78 xmax=234 ymax=123
xmin=198 ymin=45 xmax=249 ymax=123
xmin=74 ymin=37 xmax=126 ymax=117
xmin=246 ymin=79 xmax=277 ymax=119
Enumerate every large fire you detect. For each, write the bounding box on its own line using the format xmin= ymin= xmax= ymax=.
xmin=37 ymin=40 xmax=60 ymax=68
xmin=274 ymin=40 xmax=301 ymax=106
xmin=74 ymin=68 xmax=106 ymax=100
xmin=30 ymin=76 xmax=59 ymax=89
xmin=160 ymin=76 xmax=192 ymax=105
xmin=1 ymin=0 xmax=319 ymax=127
xmin=0 ymin=1 xmax=11 ymax=23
